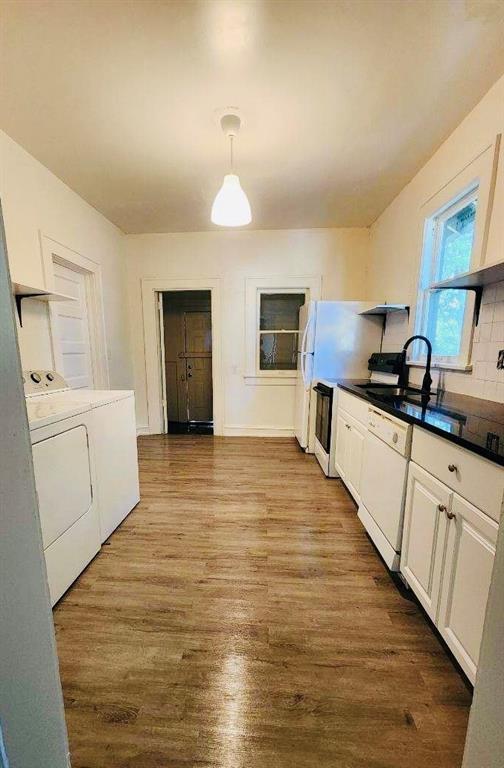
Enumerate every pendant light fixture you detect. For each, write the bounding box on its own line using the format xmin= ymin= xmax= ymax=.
xmin=211 ymin=112 xmax=252 ymax=227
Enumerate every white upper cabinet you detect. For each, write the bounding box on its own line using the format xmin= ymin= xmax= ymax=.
xmin=484 ymin=134 xmax=503 ymax=266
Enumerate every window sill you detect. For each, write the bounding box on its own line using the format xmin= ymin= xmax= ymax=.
xmin=244 ymin=374 xmax=297 ymax=386
xmin=408 ymin=361 xmax=473 ymax=373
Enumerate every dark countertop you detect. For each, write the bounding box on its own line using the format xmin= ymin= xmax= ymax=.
xmin=337 ymin=379 xmax=504 ymax=466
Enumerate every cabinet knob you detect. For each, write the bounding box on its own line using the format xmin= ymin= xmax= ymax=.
xmin=448 ymin=464 xmax=457 ymax=473
xmin=345 ymin=423 xmax=351 ymax=430
xmin=446 ymin=510 xmax=456 ymax=521
xmin=438 ymin=504 xmax=447 ymax=512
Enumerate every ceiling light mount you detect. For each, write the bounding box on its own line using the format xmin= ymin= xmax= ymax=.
xmin=220 ymin=112 xmax=242 ymax=139
xmin=211 ymin=108 xmax=251 ymax=227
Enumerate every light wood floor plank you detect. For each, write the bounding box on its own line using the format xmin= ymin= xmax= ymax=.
xmin=54 ymin=435 xmax=471 ymax=768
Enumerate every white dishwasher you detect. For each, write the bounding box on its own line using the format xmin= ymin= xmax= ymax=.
xmin=358 ymin=405 xmax=412 ymax=571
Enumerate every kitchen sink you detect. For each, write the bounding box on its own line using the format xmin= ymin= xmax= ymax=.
xmin=353 ymin=383 xmax=427 ymax=398
xmin=365 ymin=386 xmax=427 ymax=398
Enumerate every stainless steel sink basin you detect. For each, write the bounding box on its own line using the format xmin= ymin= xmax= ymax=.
xmin=366 ymin=386 xmax=426 ymax=397
xmin=353 ymin=382 xmax=393 ymax=389
xmin=353 ymin=383 xmax=426 ymax=398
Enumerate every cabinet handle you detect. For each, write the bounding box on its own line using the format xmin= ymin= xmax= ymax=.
xmin=438 ymin=504 xmax=447 ymax=512
xmin=446 ymin=510 xmax=456 ymax=521
xmin=448 ymin=464 xmax=457 ymax=473
xmin=346 ymin=423 xmax=351 ymax=430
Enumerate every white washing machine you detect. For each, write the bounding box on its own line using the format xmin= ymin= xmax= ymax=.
xmin=25 ymin=370 xmax=140 ymax=604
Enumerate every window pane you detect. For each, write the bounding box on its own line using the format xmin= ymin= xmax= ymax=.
xmin=428 ymin=289 xmax=467 ymax=357
xmin=260 ymin=293 xmax=305 ymax=330
xmin=438 ymin=200 xmax=476 ymax=280
xmin=259 ymin=332 xmax=298 ymax=370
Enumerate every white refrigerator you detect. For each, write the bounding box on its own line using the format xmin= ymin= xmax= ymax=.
xmin=294 ymin=301 xmax=383 ymax=451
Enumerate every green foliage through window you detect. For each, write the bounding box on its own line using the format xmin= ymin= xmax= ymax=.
xmin=424 ymin=198 xmax=477 ymax=359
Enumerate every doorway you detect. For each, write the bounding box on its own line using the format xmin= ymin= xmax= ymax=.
xmin=160 ymin=290 xmax=213 ymax=434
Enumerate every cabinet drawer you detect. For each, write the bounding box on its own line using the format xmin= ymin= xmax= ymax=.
xmin=336 ymin=389 xmax=368 ymax=427
xmin=412 ymin=427 xmax=504 ymax=522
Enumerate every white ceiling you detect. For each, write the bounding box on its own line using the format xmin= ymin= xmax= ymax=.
xmin=1 ymin=0 xmax=503 ymax=234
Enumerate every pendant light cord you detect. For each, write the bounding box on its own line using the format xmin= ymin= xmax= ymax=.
xmin=229 ymin=134 xmax=234 ymax=172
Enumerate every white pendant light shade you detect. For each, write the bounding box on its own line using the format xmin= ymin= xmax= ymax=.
xmin=211 ymin=173 xmax=252 ymax=227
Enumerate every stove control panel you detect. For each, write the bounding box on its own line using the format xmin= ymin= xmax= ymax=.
xmin=23 ymin=370 xmax=68 ymax=397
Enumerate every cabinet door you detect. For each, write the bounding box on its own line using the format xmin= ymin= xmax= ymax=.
xmin=401 ymin=462 xmax=451 ymax=622
xmin=334 ymin=410 xmax=349 ymax=478
xmin=345 ymin=417 xmax=366 ymax=503
xmin=437 ymin=494 xmax=498 ymax=684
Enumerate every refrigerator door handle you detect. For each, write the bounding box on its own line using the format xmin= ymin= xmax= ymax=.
xmin=300 ymin=312 xmax=314 ymax=389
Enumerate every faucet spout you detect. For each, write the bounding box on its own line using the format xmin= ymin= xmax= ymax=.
xmin=402 ymin=335 xmax=433 ymax=394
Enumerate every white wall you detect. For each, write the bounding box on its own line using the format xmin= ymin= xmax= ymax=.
xmin=125 ymin=228 xmax=370 ymax=434
xmin=368 ymin=75 xmax=504 ymax=400
xmin=0 ymin=130 xmax=133 ymax=388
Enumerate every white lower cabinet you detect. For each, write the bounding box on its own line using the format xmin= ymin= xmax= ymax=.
xmin=334 ymin=410 xmax=349 ymax=478
xmin=334 ymin=407 xmax=366 ymax=504
xmin=437 ymin=494 xmax=498 ymax=682
xmin=401 ymin=463 xmax=451 ymax=622
xmin=401 ymin=458 xmax=499 ymax=684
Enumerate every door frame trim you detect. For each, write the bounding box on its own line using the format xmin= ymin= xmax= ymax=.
xmin=40 ymin=234 xmax=109 ymax=388
xmin=141 ymin=278 xmax=223 ymax=435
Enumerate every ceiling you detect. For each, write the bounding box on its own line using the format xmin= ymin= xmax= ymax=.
xmin=1 ymin=0 xmax=504 ymax=234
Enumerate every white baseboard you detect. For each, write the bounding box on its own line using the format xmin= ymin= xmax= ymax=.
xmin=223 ymin=424 xmax=295 ymax=437
xmin=137 ymin=424 xmax=295 ymax=438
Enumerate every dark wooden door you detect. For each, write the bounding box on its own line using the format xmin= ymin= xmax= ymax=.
xmin=184 ymin=311 xmax=212 ymax=422
xmin=162 ymin=292 xmax=213 ymax=428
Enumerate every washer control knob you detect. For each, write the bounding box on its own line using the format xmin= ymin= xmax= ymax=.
xmin=46 ymin=372 xmax=54 ymax=381
xmin=30 ymin=372 xmax=41 ymax=383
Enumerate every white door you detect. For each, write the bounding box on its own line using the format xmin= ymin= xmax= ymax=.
xmin=401 ymin=462 xmax=451 ymax=621
xmin=437 ymin=494 xmax=498 ymax=683
xmin=345 ymin=416 xmax=366 ymax=503
xmin=53 ymin=262 xmax=94 ymax=389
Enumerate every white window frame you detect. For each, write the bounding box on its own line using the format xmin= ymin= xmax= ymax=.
xmin=415 ymin=186 xmax=478 ymax=368
xmin=244 ymin=276 xmax=322 ymax=385
xmin=256 ymin=289 xmax=306 ymax=375
xmin=411 ymin=138 xmax=500 ymax=370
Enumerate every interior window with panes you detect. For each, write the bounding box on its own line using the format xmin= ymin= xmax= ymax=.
xmin=258 ymin=292 xmax=306 ymax=371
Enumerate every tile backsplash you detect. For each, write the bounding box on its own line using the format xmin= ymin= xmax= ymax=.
xmin=381 ymin=281 xmax=504 ymax=404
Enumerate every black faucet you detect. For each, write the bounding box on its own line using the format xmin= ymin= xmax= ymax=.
xmin=399 ymin=335 xmax=433 ymax=394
